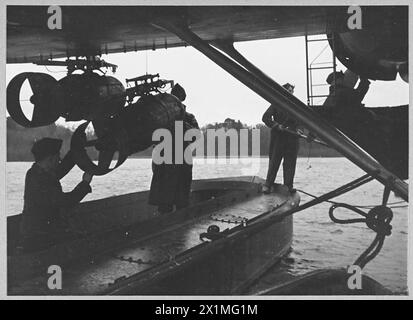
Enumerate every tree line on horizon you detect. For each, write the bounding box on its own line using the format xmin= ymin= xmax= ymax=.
xmin=7 ymin=117 xmax=340 ymax=162
xmin=197 ymin=118 xmax=340 ymax=157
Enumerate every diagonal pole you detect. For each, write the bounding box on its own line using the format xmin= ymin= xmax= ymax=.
xmin=154 ymin=21 xmax=408 ymax=201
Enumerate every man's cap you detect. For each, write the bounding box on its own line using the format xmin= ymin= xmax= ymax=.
xmin=171 ymin=83 xmax=186 ymax=102
xmin=31 ymin=137 xmax=62 ymax=161
xmin=326 ymin=71 xmax=345 ymax=84
xmin=282 ymin=83 xmax=295 ymax=91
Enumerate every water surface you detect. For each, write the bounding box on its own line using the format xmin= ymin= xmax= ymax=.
xmin=6 ymin=158 xmax=408 ymax=294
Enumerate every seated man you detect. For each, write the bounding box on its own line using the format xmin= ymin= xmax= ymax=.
xmin=19 ymin=138 xmax=93 ymax=252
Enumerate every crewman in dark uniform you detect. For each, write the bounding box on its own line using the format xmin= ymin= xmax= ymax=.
xmin=19 ymin=138 xmax=93 ymax=252
xmin=323 ymin=70 xmax=370 ymax=112
xmin=149 ymin=84 xmax=199 ymax=214
xmin=262 ymin=83 xmax=299 ymax=194
xmin=322 ymin=69 xmax=375 ymax=141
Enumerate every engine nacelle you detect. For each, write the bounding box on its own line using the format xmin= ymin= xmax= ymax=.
xmin=7 ymin=71 xmax=126 ymax=128
xmin=71 ymin=93 xmax=186 ymax=175
xmin=329 ymin=6 xmax=408 ymax=82
xmin=7 ymin=72 xmax=64 ymax=127
xmin=59 ymin=72 xmax=126 ymax=121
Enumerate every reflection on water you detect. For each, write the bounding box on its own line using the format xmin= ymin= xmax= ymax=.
xmin=6 ymin=157 xmax=408 ymax=293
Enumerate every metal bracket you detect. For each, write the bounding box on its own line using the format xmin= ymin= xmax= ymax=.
xmin=35 ymin=56 xmax=118 ymax=74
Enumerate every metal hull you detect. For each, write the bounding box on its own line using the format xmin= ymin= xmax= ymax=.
xmin=8 ymin=176 xmax=298 ymax=295
xmin=108 ymin=214 xmax=292 ymax=295
xmin=256 ymin=268 xmax=393 ymax=295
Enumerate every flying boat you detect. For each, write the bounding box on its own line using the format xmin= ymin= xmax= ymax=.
xmin=6 ymin=5 xmax=408 ymax=295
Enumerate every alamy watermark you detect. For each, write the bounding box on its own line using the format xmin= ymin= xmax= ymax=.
xmin=347 ymin=5 xmax=362 ymax=30
xmin=347 ymin=265 xmax=362 ymax=290
xmin=152 ymin=121 xmax=261 ymax=175
xmin=47 ymin=265 xmax=62 ymax=290
xmin=47 ymin=6 xmax=62 ymax=30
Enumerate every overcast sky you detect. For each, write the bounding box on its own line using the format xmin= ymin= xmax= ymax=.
xmin=6 ymin=36 xmax=409 ymax=127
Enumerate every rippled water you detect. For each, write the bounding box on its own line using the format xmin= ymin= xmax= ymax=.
xmin=6 ymin=158 xmax=408 ymax=294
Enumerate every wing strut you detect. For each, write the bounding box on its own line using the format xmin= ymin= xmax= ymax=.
xmin=154 ymin=21 xmax=408 ymax=201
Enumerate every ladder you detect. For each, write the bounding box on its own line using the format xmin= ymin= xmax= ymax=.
xmin=305 ymin=34 xmax=337 ymax=107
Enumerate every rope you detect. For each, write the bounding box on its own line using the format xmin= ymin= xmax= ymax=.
xmin=297 ymin=188 xmax=407 ymax=209
xmin=44 ymin=65 xmax=67 ymax=74
xmin=329 ymin=203 xmax=393 ymax=269
xmin=270 ymin=124 xmax=330 ymax=148
xmin=277 ymin=126 xmax=330 ymax=148
xmin=306 ymin=136 xmax=313 ymax=170
xmin=255 ymin=174 xmax=394 ymax=271
xmin=275 ymin=174 xmax=374 ymax=220
xmin=200 ymin=174 xmax=396 ymax=270
xmin=202 ymin=174 xmax=375 ymax=238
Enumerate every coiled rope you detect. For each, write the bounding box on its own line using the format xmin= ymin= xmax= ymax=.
xmin=294 ymin=182 xmax=403 ymax=269
xmin=271 ymin=125 xmax=403 ymax=269
xmin=202 ymin=173 xmax=399 ymax=269
xmin=329 ymin=203 xmax=393 ymax=269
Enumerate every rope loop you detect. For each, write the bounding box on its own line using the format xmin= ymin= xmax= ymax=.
xmin=329 ymin=203 xmax=366 ymax=224
xmin=329 ymin=203 xmax=392 ymax=236
xmin=329 ymin=203 xmax=393 ymax=269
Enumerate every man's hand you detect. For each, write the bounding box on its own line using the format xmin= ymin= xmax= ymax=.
xmin=82 ymin=172 xmax=93 ymax=184
xmin=263 ymin=120 xmax=274 ymax=128
xmin=273 ymin=123 xmax=284 ymax=131
xmin=307 ymin=132 xmax=316 ymax=143
xmin=360 ymin=77 xmax=371 ymax=85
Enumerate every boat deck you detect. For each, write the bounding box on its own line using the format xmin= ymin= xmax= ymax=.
xmin=8 ymin=177 xmax=298 ymax=295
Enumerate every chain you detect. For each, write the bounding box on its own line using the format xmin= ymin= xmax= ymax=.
xmin=117 ymin=255 xmax=161 ymax=265
xmin=210 ymin=213 xmax=249 ymax=225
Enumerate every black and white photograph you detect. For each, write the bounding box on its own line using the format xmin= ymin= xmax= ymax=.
xmin=3 ymin=3 xmax=410 ymax=299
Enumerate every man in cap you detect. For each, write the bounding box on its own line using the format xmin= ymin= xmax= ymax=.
xmin=171 ymin=83 xmax=187 ymax=102
xmin=323 ymin=69 xmax=370 ymax=111
xmin=149 ymin=83 xmax=199 ymax=214
xmin=262 ymin=83 xmax=299 ymax=194
xmin=19 ymin=137 xmax=93 ymax=252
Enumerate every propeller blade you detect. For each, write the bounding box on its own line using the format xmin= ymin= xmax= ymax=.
xmin=98 ymin=149 xmax=115 ymax=171
xmin=70 ymin=121 xmax=129 ymax=176
xmin=27 ymin=73 xmax=62 ymax=126
xmin=7 ymin=72 xmax=62 ymax=127
xmin=7 ymin=72 xmax=34 ymax=127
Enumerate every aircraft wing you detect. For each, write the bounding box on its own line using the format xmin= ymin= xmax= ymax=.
xmin=7 ymin=6 xmax=349 ymax=63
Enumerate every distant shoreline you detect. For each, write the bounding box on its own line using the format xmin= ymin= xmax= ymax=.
xmin=7 ymin=116 xmax=342 ymax=161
